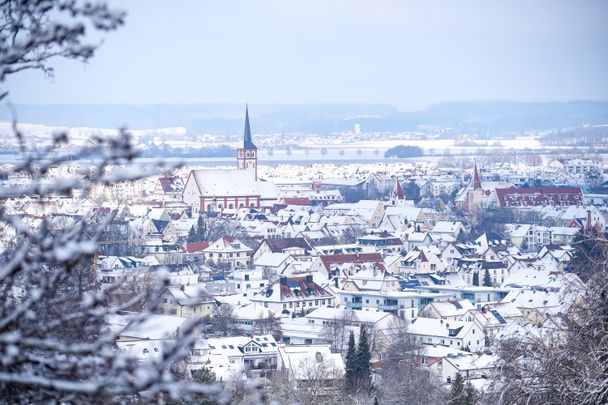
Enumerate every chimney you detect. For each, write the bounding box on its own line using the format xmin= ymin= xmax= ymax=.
xmin=180 ymin=284 xmax=185 ymax=292
xmin=586 ymin=210 xmax=592 ymax=231
xmin=280 ymin=277 xmax=288 ymax=286
xmin=305 ymin=274 xmax=313 ymax=283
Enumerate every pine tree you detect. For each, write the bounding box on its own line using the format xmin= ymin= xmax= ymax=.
xmin=566 ymin=227 xmax=607 ymax=282
xmin=449 ymin=372 xmax=466 ymax=405
xmin=196 ymin=215 xmax=206 ymax=241
xmin=482 ymin=269 xmax=492 ymax=287
xmin=373 ymin=397 xmax=380 ymax=405
xmin=345 ymin=330 xmax=358 ymax=390
xmin=472 ymin=272 xmax=479 ymax=286
xmin=356 ymin=324 xmax=372 ymax=388
xmin=187 ymin=225 xmax=198 ymax=242
xmin=464 ymin=379 xmax=477 ymax=405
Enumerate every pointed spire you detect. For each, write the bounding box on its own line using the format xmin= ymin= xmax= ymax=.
xmin=472 ymin=163 xmax=482 ymax=190
xmin=392 ymin=179 xmax=405 ymax=200
xmin=243 ymin=104 xmax=256 ymax=149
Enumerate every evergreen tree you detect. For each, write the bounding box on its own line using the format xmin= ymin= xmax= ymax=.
xmin=356 ymin=324 xmax=372 ymax=388
xmin=566 ymin=227 xmax=607 ymax=282
xmin=373 ymin=397 xmax=380 ymax=405
xmin=472 ymin=272 xmax=479 ymax=286
xmin=187 ymin=225 xmax=198 ymax=242
xmin=345 ymin=330 xmax=358 ymax=390
xmin=464 ymin=379 xmax=477 ymax=405
xmin=196 ymin=215 xmax=206 ymax=241
xmin=482 ymin=269 xmax=492 ymax=287
xmin=404 ymin=180 xmax=421 ymax=203
xmin=449 ymin=372 xmax=466 ymax=405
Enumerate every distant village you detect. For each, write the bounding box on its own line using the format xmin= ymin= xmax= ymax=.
xmin=2 ymin=108 xmax=607 ymax=398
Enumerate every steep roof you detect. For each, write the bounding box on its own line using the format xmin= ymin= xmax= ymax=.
xmin=243 ymin=105 xmax=256 ymax=149
xmin=190 ymin=169 xmax=261 ymax=196
xmin=392 ymin=179 xmax=405 ymax=199
xmin=472 ymin=164 xmax=482 ymax=190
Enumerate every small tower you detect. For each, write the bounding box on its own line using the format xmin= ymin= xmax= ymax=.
xmin=472 ymin=163 xmax=482 ymax=190
xmin=467 ymin=163 xmax=483 ymax=212
xmin=236 ymin=105 xmax=257 ymax=180
xmin=390 ymin=179 xmax=406 ymax=207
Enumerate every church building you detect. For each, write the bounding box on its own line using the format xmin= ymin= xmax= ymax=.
xmin=182 ymin=107 xmax=278 ymax=214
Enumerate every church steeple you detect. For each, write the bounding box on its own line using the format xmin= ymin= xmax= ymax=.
xmin=243 ymin=104 xmax=256 ymax=149
xmin=237 ymin=105 xmax=258 ymax=180
xmin=472 ymin=163 xmax=482 ymax=190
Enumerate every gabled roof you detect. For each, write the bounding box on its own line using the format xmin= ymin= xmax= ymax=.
xmin=319 ymin=253 xmax=385 ymax=273
xmin=242 ymin=105 xmax=256 ymax=149
xmin=472 ymin=164 xmax=482 ymax=190
xmin=151 ymin=219 xmax=169 ymax=233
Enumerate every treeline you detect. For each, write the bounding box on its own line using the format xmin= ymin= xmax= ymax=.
xmin=539 ymin=127 xmax=608 ymax=147
xmin=384 ymin=145 xmax=424 ymax=158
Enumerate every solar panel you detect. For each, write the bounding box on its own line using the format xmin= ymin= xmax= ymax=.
xmin=287 ymin=281 xmax=300 ymax=288
xmin=452 ymin=301 xmax=463 ymax=310
xmin=490 ymin=309 xmax=507 ymax=324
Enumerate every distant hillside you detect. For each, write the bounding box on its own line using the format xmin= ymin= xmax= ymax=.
xmin=1 ymin=101 xmax=606 ymax=134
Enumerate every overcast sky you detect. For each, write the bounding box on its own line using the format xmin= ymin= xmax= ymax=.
xmin=6 ymin=0 xmax=608 ymax=110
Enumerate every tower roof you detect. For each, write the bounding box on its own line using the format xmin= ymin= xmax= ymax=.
xmin=243 ymin=105 xmax=256 ymax=149
xmin=472 ymin=164 xmax=482 ymax=190
xmin=392 ymin=179 xmax=405 ymax=199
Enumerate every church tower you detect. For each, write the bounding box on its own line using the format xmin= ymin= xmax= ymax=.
xmin=467 ymin=163 xmax=483 ymax=212
xmin=237 ymin=105 xmax=258 ymax=180
xmin=390 ymin=178 xmax=406 ymax=207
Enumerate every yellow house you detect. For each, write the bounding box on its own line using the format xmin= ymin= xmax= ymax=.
xmin=158 ymin=286 xmax=217 ymax=318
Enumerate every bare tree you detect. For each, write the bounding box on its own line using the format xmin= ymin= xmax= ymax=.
xmin=266 ymin=354 xmax=346 ymax=405
xmin=203 ymin=304 xmax=243 ymax=337
xmin=253 ymin=311 xmax=282 ymax=342
xmin=321 ymin=310 xmax=355 ymax=353
xmin=377 ymin=320 xmax=447 ymax=405
xmin=340 ymin=224 xmax=366 ymax=244
xmin=0 ymin=2 xmax=233 ymax=402
xmin=0 ymin=0 xmax=125 ymax=101
xmin=485 ymin=237 xmax=608 ymax=405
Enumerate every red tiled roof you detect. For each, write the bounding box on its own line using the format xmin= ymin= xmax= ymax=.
xmin=278 ymin=277 xmax=331 ymax=300
xmin=283 ymin=197 xmax=311 ymax=206
xmin=496 ymin=187 xmax=583 ymax=208
xmin=472 ymin=164 xmax=482 ymax=190
xmin=180 ymin=241 xmax=209 ymax=253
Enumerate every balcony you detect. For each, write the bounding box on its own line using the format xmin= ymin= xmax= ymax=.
xmin=378 ymin=303 xmax=399 ymax=312
xmin=346 ymin=302 xmax=363 ymax=310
